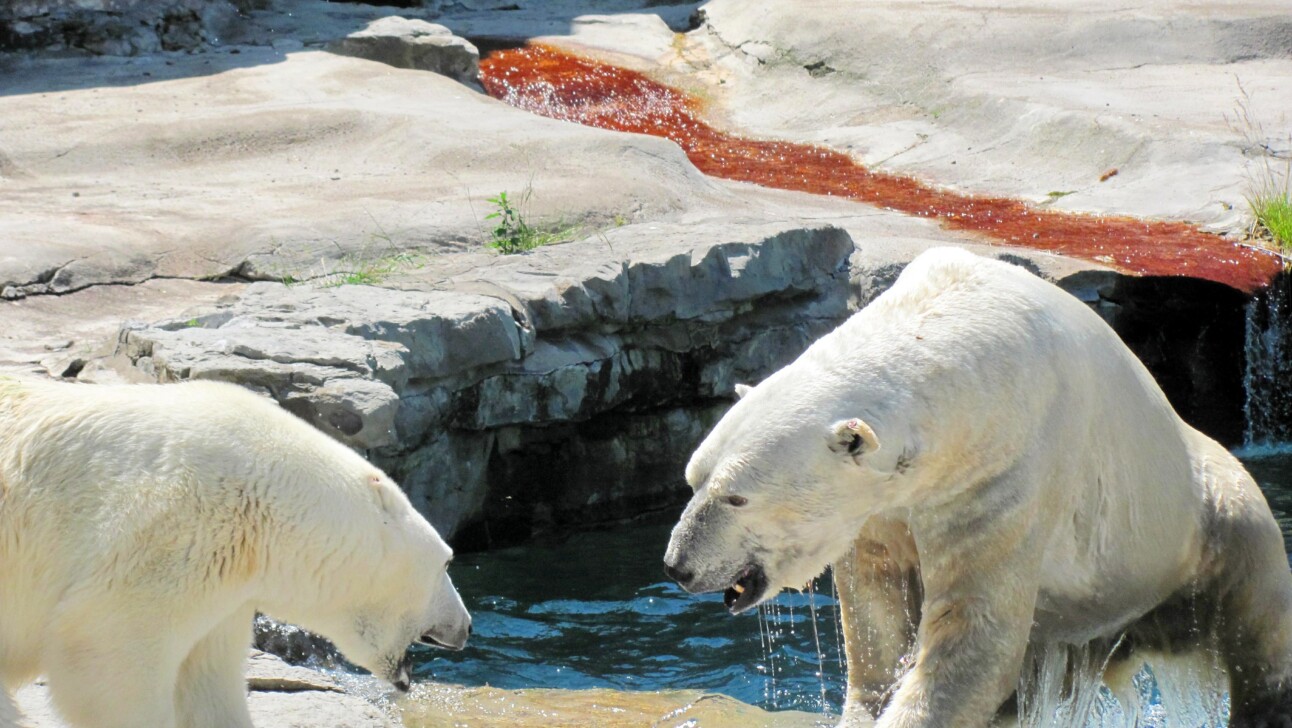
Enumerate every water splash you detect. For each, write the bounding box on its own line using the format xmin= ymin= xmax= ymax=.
xmin=1014 ymin=641 xmax=1229 ymax=728
xmin=805 ymin=582 xmax=831 ymax=717
xmin=1245 ymin=273 xmax=1292 ymax=446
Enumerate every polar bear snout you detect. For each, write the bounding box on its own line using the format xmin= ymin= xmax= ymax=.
xmin=391 ymin=653 xmax=413 ymax=693
xmin=662 ymin=558 xmax=695 ymax=588
xmin=418 ymin=622 xmax=470 ymax=651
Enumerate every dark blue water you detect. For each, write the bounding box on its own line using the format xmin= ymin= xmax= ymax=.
xmin=412 ymin=452 xmax=1292 ymax=719
xmin=413 ymin=514 xmax=847 ymax=715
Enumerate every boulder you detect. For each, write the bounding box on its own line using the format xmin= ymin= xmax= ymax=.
xmin=327 ymin=17 xmax=479 ymax=86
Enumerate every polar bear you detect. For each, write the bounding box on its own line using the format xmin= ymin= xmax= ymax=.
xmin=664 ymin=247 xmax=1292 ymax=727
xmin=0 ymin=379 xmax=471 ymax=728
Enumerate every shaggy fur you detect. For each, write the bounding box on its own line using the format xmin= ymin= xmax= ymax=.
xmin=0 ymin=380 xmax=470 ymax=728
xmin=665 ymin=248 xmax=1292 ymax=727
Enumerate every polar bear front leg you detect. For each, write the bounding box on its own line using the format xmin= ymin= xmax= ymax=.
xmin=45 ymin=611 xmax=181 ymax=728
xmin=834 ymin=518 xmax=921 ymax=724
xmin=175 ymin=606 xmax=255 ymax=728
xmin=875 ymin=498 xmax=1042 ymax=728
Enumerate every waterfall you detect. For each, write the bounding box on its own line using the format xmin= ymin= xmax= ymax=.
xmin=1244 ymin=273 xmax=1292 ymax=447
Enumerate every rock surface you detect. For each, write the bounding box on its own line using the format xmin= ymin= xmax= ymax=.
xmin=12 ymin=651 xmax=396 ymax=728
xmin=0 ymin=0 xmax=252 ymax=55
xmin=327 ymin=17 xmax=479 ymax=86
xmin=681 ymin=0 xmax=1292 ymax=232
xmin=0 ymin=0 xmax=1271 ymax=544
xmin=112 ymin=221 xmax=857 ymax=542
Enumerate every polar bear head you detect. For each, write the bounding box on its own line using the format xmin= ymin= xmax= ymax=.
xmin=664 ymin=370 xmax=913 ymax=614
xmin=275 ymin=469 xmax=471 ymax=692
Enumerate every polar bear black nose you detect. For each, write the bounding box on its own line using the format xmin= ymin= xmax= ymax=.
xmin=664 ymin=561 xmax=695 ymax=586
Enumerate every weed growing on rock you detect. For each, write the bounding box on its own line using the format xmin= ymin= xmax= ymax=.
xmin=1229 ymin=82 xmax=1292 ymax=251
xmin=264 ymin=221 xmax=427 ymax=288
xmin=1249 ymin=161 xmax=1292 ymax=251
xmin=484 ymin=189 xmax=580 ymax=254
xmin=319 ymin=247 xmax=425 ymax=288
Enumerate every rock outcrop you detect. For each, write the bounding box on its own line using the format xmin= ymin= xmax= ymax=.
xmin=13 ymin=651 xmax=396 ymax=728
xmin=0 ymin=0 xmax=254 ymax=55
xmin=327 ymin=17 xmax=479 ymax=86
xmin=113 ymin=222 xmax=855 ymax=544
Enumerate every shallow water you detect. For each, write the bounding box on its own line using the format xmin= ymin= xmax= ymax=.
xmin=403 ymin=452 xmax=1292 ymax=725
xmin=416 ymin=516 xmax=847 ymax=716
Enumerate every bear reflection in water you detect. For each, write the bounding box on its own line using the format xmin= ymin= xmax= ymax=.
xmin=666 ymin=248 xmax=1292 ymax=728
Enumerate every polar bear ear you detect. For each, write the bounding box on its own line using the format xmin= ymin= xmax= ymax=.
xmin=828 ymin=418 xmax=880 ymax=460
xmin=368 ymin=473 xmax=403 ymax=517
xmin=734 ymin=383 xmax=753 ymax=399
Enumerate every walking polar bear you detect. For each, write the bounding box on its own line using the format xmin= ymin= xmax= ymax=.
xmin=665 ymin=247 xmax=1292 ymax=727
xmin=0 ymin=379 xmax=471 ymax=728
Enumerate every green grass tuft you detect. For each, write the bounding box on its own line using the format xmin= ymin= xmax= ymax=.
xmin=1228 ymin=81 xmax=1292 ymax=251
xmin=484 ymin=189 xmax=582 ymax=254
xmin=1253 ymin=194 xmax=1292 ymax=249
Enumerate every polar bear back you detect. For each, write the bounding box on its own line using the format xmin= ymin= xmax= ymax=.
xmin=0 ymin=379 xmax=391 ymax=664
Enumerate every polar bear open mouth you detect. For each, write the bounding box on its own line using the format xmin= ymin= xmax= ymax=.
xmin=723 ymin=565 xmax=768 ymax=614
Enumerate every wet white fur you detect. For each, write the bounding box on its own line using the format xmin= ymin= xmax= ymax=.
xmin=667 ymin=248 xmax=1292 ymax=727
xmin=0 ymin=379 xmax=470 ymax=728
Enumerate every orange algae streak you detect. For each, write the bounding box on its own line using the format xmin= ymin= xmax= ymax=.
xmin=479 ymin=44 xmax=1282 ymax=293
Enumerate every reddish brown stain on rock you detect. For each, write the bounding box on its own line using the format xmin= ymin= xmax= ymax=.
xmin=480 ymin=44 xmax=1282 ymax=293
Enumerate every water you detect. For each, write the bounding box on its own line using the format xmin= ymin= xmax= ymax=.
xmin=416 ymin=515 xmax=847 ymax=716
xmin=1245 ymin=275 xmax=1292 ymax=445
xmin=406 ymin=452 xmax=1292 ymax=725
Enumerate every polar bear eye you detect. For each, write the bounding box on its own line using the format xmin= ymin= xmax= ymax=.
xmin=846 ymin=434 xmax=864 ymax=455
xmin=725 ymin=494 xmax=749 ymax=507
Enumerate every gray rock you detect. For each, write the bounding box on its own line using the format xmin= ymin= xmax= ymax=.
xmin=327 ymin=17 xmax=479 ymax=86
xmin=248 ymin=691 xmax=394 ymax=728
xmin=0 ymin=0 xmax=244 ymax=54
xmin=247 ymin=650 xmax=342 ymax=693
xmin=13 ymin=651 xmax=393 ymax=728
xmin=113 ymin=220 xmax=854 ymax=539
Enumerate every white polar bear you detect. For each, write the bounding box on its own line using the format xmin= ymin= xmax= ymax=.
xmin=0 ymin=379 xmax=471 ymax=728
xmin=664 ymin=247 xmax=1292 ymax=727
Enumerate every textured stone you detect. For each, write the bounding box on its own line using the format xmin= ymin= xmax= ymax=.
xmin=13 ymin=651 xmax=393 ymax=728
xmin=0 ymin=0 xmax=246 ymax=54
xmin=114 ymin=221 xmax=854 ymax=539
xmin=246 ymin=650 xmax=342 ymax=693
xmin=327 ymin=17 xmax=479 ymax=86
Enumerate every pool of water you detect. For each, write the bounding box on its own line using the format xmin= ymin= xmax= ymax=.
xmin=416 ymin=514 xmax=848 ymax=716
xmin=411 ymin=451 xmax=1292 ymax=722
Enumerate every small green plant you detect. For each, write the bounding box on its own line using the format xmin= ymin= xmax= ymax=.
xmin=1228 ymin=81 xmax=1292 ymax=250
xmin=319 ymin=248 xmax=424 ymax=288
xmin=1248 ymin=160 xmax=1292 ymax=250
xmin=485 ymin=191 xmax=534 ymax=254
xmin=483 ymin=189 xmax=581 ymax=254
xmin=266 ymin=220 xmax=426 ymax=288
xmin=185 ymin=318 xmax=201 ymax=328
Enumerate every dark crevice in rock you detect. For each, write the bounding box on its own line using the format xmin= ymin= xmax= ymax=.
xmin=1096 ymin=276 xmax=1249 ymax=446
xmin=804 ymin=60 xmax=836 ymax=78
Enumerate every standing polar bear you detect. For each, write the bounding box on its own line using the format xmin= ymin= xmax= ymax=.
xmin=665 ymin=248 xmax=1292 ymax=727
xmin=0 ymin=379 xmax=471 ymax=728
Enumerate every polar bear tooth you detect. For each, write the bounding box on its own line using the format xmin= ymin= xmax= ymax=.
xmin=732 ymin=583 xmax=745 ymax=594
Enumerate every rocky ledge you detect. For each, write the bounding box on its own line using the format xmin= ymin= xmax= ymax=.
xmin=14 ymin=651 xmax=396 ymax=728
xmin=110 ymin=221 xmax=855 ymax=545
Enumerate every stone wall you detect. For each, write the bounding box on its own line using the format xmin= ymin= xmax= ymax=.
xmin=114 ymin=222 xmax=855 ymax=547
xmin=0 ymin=0 xmax=256 ymax=54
